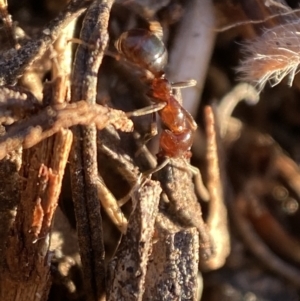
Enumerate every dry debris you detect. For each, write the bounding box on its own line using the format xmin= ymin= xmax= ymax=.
xmin=1 ymin=1 xmax=300 ymax=301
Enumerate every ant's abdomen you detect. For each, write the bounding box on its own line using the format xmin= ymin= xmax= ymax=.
xmin=115 ymin=29 xmax=168 ymax=76
xmin=159 ymin=129 xmax=194 ymax=158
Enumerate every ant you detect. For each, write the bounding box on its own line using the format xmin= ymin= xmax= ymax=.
xmin=115 ymin=29 xmax=203 ymax=179
xmin=114 ymin=29 xmax=212 ymax=259
xmin=87 ymin=27 xmax=210 ymax=238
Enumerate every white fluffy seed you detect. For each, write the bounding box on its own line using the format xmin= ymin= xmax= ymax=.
xmin=237 ymin=22 xmax=300 ymax=91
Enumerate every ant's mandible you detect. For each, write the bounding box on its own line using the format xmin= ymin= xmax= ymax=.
xmin=115 ymin=29 xmax=198 ymax=171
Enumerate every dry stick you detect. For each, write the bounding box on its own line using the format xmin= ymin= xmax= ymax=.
xmin=240 ymin=0 xmax=291 ymax=31
xmin=0 ymin=101 xmax=132 ymax=160
xmin=272 ymin=153 xmax=300 ymax=199
xmin=0 ymin=0 xmax=89 ymax=85
xmin=0 ymin=3 xmax=86 ymax=299
xmin=217 ymin=83 xmax=259 ymax=137
xmin=69 ymin=0 xmax=114 ymax=300
xmin=216 ymin=5 xmax=298 ymax=32
xmin=201 ymin=106 xmax=230 ymax=271
xmin=95 ymin=176 xmax=128 ymax=233
xmin=168 ymin=0 xmax=215 ymax=116
xmin=231 ymin=191 xmax=300 ymax=288
xmin=246 ymin=179 xmax=300 ymax=264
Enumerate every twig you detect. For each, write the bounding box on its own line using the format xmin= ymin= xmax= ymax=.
xmin=230 ymin=183 xmax=300 ymax=288
xmin=246 ymin=180 xmax=300 ymax=264
xmin=201 ymin=106 xmax=230 ymax=270
xmin=272 ymin=152 xmax=300 ymax=198
xmin=216 ymin=6 xmax=298 ymax=32
xmin=95 ymin=176 xmax=128 ymax=233
xmin=168 ymin=0 xmax=215 ymax=116
xmin=217 ymin=83 xmax=259 ymax=137
xmin=0 ymin=101 xmax=133 ymax=160
xmin=69 ymin=0 xmax=114 ymax=299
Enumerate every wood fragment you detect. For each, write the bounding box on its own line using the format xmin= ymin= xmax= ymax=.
xmin=144 ymin=215 xmax=200 ymax=301
xmin=155 ymin=159 xmax=213 ymax=261
xmin=244 ymin=177 xmax=300 ymax=264
xmin=0 ymin=128 xmax=73 ymax=301
xmin=107 ymin=180 xmax=161 ymax=301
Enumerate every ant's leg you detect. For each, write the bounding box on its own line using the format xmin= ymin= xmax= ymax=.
xmin=138 ymin=111 xmax=158 ymax=151
xmin=126 ymin=102 xmax=166 ymax=117
xmin=117 ymin=174 xmax=145 ymax=207
xmin=171 ymin=79 xmax=197 ymax=89
xmin=143 ymin=157 xmax=170 ymax=177
xmin=172 ymin=80 xmax=197 ymax=103
xmin=95 ymin=175 xmax=128 ymax=234
xmin=187 ymin=163 xmax=210 ymax=202
xmin=117 ymin=157 xmax=166 ymax=207
xmin=68 ymin=37 xmax=96 ymax=49
xmin=171 ymin=80 xmax=198 ymax=116
xmin=127 ymin=103 xmax=165 ymax=157
xmin=149 ymin=111 xmax=158 ymax=138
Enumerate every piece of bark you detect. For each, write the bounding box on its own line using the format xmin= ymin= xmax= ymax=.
xmin=0 ymin=149 xmax=22 ymax=264
xmin=143 ymin=215 xmax=200 ymax=301
xmin=106 ymin=180 xmax=161 ymax=301
xmin=0 ymin=128 xmax=73 ymax=301
xmin=155 ymin=159 xmax=213 ymax=261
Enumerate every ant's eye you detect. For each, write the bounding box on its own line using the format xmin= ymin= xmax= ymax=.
xmin=115 ymin=29 xmax=168 ymax=76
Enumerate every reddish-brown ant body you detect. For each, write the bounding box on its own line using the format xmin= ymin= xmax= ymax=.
xmin=115 ymin=29 xmax=212 ymax=259
xmin=98 ymin=29 xmax=209 ymax=234
xmin=115 ymin=29 xmax=198 ymax=165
